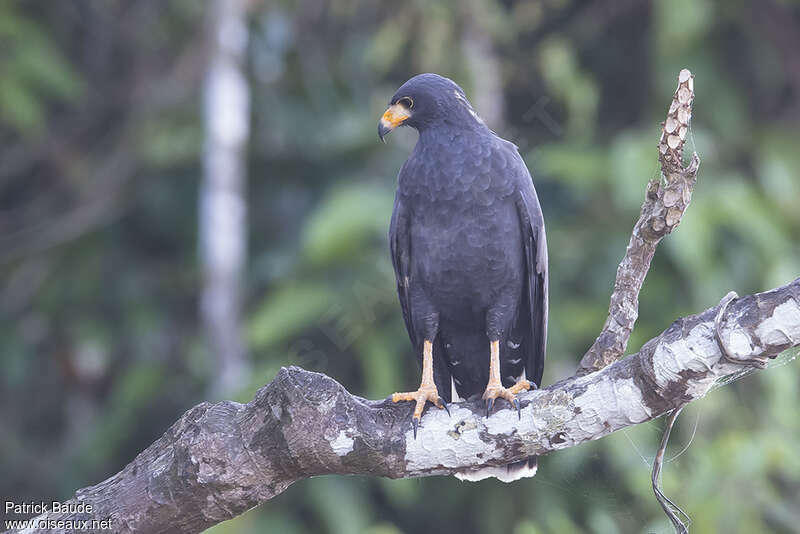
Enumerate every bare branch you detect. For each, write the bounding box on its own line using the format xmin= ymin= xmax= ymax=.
xmin=578 ymin=68 xmax=700 ymax=375
xmin=5 ymin=278 xmax=799 ymax=534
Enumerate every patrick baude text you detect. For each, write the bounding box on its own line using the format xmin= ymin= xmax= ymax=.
xmin=5 ymin=500 xmax=93 ymax=515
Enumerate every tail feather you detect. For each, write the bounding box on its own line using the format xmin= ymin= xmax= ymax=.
xmin=454 ymin=456 xmax=537 ymax=483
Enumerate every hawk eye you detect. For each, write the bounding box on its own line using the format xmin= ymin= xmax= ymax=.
xmin=397 ymin=97 xmax=413 ymax=109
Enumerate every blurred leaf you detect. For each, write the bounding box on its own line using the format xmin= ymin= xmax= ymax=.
xmin=307 ymin=477 xmax=371 ymax=534
xmin=0 ymin=77 xmax=44 ymax=130
xmin=247 ymin=282 xmax=334 ymax=349
xmin=538 ymin=37 xmax=599 ymax=142
xmin=302 ymin=184 xmax=394 ymax=267
xmin=534 ymin=144 xmax=608 ymax=191
xmin=0 ymin=5 xmax=82 ymax=132
xmin=367 ymin=15 xmax=413 ymax=73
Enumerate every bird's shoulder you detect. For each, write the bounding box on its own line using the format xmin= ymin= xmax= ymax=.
xmin=397 ymin=129 xmax=531 ymax=200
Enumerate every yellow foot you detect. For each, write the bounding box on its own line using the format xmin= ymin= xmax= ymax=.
xmin=482 ymin=379 xmax=533 ymax=419
xmin=392 ymin=385 xmax=449 ymax=438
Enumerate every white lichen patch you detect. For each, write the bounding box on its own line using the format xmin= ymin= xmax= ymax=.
xmin=484 ymin=399 xmax=538 ymax=436
xmin=330 ymin=430 xmax=354 ymax=456
xmin=531 ymin=389 xmax=576 ymax=434
xmin=454 ymin=459 xmax=537 ymax=483
xmin=316 ymin=395 xmax=338 ymax=414
xmin=404 ymin=404 xmax=505 ymax=471
xmin=725 ymin=329 xmax=755 ymax=357
xmin=648 ymin=316 xmax=775 ymax=398
xmin=651 ymin=322 xmax=718 ymax=392
xmin=572 ymin=377 xmax=650 ymax=442
xmin=755 ymin=299 xmax=800 ymax=347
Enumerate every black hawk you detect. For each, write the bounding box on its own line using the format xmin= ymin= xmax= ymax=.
xmin=379 ymin=74 xmax=548 ymax=481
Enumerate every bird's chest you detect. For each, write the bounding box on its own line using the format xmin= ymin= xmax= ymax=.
xmin=397 ymin=133 xmax=524 ymax=312
xmin=403 ymin=184 xmax=523 ymax=312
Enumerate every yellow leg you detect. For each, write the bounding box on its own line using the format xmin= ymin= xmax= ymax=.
xmin=482 ymin=340 xmax=531 ymax=417
xmin=392 ymin=340 xmax=448 ymax=437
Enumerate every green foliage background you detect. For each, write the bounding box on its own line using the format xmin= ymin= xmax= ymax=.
xmin=1 ymin=1 xmax=799 ymax=533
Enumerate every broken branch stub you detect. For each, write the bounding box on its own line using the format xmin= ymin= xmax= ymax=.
xmin=578 ymin=69 xmax=700 ymax=375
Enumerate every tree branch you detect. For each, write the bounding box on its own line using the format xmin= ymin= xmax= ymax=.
xmin=5 ymin=279 xmax=799 ymax=534
xmin=578 ymin=68 xmax=699 ymax=374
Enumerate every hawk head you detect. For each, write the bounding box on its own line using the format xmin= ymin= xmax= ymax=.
xmin=378 ymin=73 xmax=483 ymax=142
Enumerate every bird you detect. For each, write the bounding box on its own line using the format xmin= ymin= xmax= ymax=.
xmin=379 ymin=73 xmax=548 ymax=482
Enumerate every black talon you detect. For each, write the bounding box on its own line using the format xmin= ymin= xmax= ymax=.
xmin=412 ymin=417 xmax=419 ymax=439
xmin=438 ymin=397 xmax=450 ymax=416
xmin=486 ymin=398 xmax=494 ymax=417
xmin=513 ymin=398 xmax=521 ymax=419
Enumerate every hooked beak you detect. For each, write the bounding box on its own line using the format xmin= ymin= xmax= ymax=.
xmin=378 ymin=103 xmax=411 ymax=142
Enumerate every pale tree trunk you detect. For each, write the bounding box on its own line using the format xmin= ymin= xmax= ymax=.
xmin=460 ymin=0 xmax=505 ymax=130
xmin=200 ymin=0 xmax=250 ymax=396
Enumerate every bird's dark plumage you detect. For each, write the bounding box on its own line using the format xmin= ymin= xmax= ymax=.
xmin=382 ymin=74 xmax=548 ymax=480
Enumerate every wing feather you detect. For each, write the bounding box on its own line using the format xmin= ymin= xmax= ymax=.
xmin=389 ymin=194 xmax=418 ymax=351
xmin=515 ymin=178 xmax=548 ymax=388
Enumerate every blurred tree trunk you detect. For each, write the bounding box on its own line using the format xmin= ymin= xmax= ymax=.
xmin=200 ymin=0 xmax=250 ymax=396
xmin=460 ymin=0 xmax=505 ymax=130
